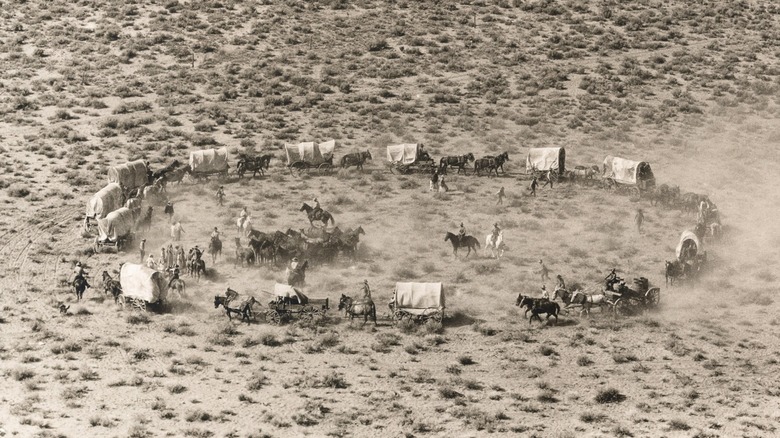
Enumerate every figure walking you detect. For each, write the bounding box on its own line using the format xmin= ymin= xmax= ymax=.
xmin=542 ymin=170 xmax=554 ymax=189
xmin=539 ymin=259 xmax=550 ymax=282
xmin=360 ymin=279 xmax=372 ymax=301
xmin=164 ymin=201 xmax=174 ymax=223
xmin=171 ymin=221 xmax=185 ymax=241
xmin=635 ymin=208 xmax=644 ymax=233
xmin=438 ymin=174 xmax=448 ymax=193
xmin=430 ymin=170 xmax=439 ymax=192
xmin=529 ymin=177 xmax=538 ymax=197
xmin=496 ymin=186 xmax=505 ymax=205
xmin=216 ymin=186 xmax=225 ymax=206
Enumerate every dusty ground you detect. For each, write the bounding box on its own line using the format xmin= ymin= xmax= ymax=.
xmin=1 ymin=1 xmax=780 ymax=437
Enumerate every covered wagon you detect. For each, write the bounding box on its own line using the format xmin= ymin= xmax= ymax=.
xmin=602 ymin=156 xmax=656 ymax=196
xmin=284 ymin=140 xmax=335 ymax=176
xmin=390 ymin=282 xmax=445 ymax=323
xmin=119 ymin=263 xmax=168 ymax=310
xmin=265 ymin=283 xmax=329 ymax=324
xmin=675 ymin=230 xmax=702 ymax=265
xmin=94 ymin=207 xmax=137 ymax=252
xmin=386 ymin=143 xmax=435 ymax=174
xmin=526 ymin=147 xmax=566 ymax=176
xmin=84 ymin=183 xmax=123 ymax=231
xmin=108 ymin=160 xmax=148 ymax=195
xmin=189 ymin=147 xmax=230 ymax=181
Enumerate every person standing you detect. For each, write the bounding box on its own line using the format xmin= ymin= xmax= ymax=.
xmin=542 ymin=170 xmax=554 ymax=189
xmin=539 ymin=259 xmax=550 ymax=281
xmin=216 ymin=186 xmax=225 ymax=206
xmin=438 ymin=174 xmax=448 ymax=192
xmin=171 ymin=221 xmax=184 ymax=241
xmin=160 ymin=246 xmax=168 ymax=269
xmin=430 ymin=170 xmax=439 ymax=192
xmin=496 ymin=186 xmax=505 ymax=205
xmin=360 ymin=280 xmax=372 ymax=301
xmin=176 ymin=245 xmax=186 ymax=269
xmin=139 ymin=239 xmax=146 ymax=263
xmin=635 ymin=208 xmax=644 ymax=233
xmin=167 ymin=243 xmax=175 ymax=269
xmin=529 ymin=177 xmax=538 ymax=197
xmin=164 ymin=201 xmax=174 ymax=223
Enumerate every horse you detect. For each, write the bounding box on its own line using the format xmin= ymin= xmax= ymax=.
xmin=234 ymin=237 xmax=256 ymax=267
xmin=236 ymin=216 xmax=253 ymax=237
xmin=444 ymin=232 xmax=480 ymax=257
xmin=208 ymin=236 xmax=222 ymax=264
xmin=73 ymin=276 xmax=90 ymax=301
xmin=188 ymin=258 xmax=206 ymax=282
xmin=474 ymin=152 xmax=509 ymax=177
xmin=485 ymin=231 xmax=506 ymax=259
xmin=340 ymin=150 xmax=372 ymax=171
xmin=338 ymin=294 xmax=377 ymax=326
xmin=529 ymin=301 xmax=560 ymax=325
xmin=438 ymin=153 xmax=474 ymax=175
xmin=168 ymin=277 xmax=186 ymax=297
xmin=137 ymin=207 xmax=153 ymax=233
xmin=214 ymin=288 xmax=256 ymax=323
xmin=237 ymin=154 xmax=273 ymax=178
xmin=339 ymin=226 xmax=365 ymax=255
xmin=287 ymin=260 xmax=308 ymax=287
xmin=142 ymin=182 xmax=166 ymax=204
xmin=515 ymin=294 xmax=548 ymax=317
xmin=555 ymin=288 xmax=607 ymax=316
xmin=665 ymin=260 xmax=691 ymax=286
xmin=300 ymin=203 xmax=335 ymax=227
xmin=163 ymin=165 xmax=190 ymax=185
xmin=101 ymin=271 xmax=123 ymax=304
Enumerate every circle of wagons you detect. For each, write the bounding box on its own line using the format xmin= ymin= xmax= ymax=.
xmin=81 ymin=141 xmax=720 ymax=322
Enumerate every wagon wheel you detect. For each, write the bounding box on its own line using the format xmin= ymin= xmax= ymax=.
xmin=289 ymin=162 xmax=305 ymax=177
xmin=613 ymin=298 xmax=630 ymax=317
xmin=603 ymin=178 xmax=616 ymax=191
xmin=399 ymin=165 xmax=412 ymax=175
xmin=431 ymin=312 xmax=443 ymax=323
xmin=645 ymin=288 xmax=661 ymax=308
xmin=267 ymin=310 xmax=282 ymax=325
xmin=393 ymin=310 xmax=405 ymax=322
xmin=300 ymin=309 xmax=315 ymax=323
xmin=318 ymin=163 xmax=332 ymax=175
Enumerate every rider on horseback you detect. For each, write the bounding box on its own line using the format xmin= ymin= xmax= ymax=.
xmin=167 ymin=265 xmax=180 ymax=289
xmin=193 ymin=245 xmax=203 ymax=261
xmin=604 ymin=268 xmax=621 ymax=292
xmin=555 ymin=274 xmax=566 ymax=292
xmin=312 ymin=197 xmax=322 ymax=218
xmin=73 ymin=262 xmax=90 ymax=288
xmin=458 ymin=222 xmax=466 ymax=244
xmin=491 ymin=223 xmax=501 ymax=245
xmin=540 ymin=285 xmax=549 ymax=300
xmin=211 ymin=227 xmax=220 ymax=240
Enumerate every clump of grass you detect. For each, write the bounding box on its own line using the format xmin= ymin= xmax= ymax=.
xmin=319 ymin=371 xmax=347 ymax=389
xmin=439 ymin=386 xmax=463 ymax=399
xmin=12 ymin=368 xmax=35 ymax=381
xmin=539 ymin=346 xmax=557 ymax=356
xmin=248 ymin=371 xmax=268 ymax=391
xmin=595 ymin=388 xmax=626 ymax=404
xmin=580 ymin=412 xmax=608 ymax=423
xmin=126 ymin=313 xmax=150 ymax=325
xmin=458 ymin=355 xmax=476 ymax=365
xmin=259 ymin=332 xmax=280 ymax=347
xmin=185 ymin=409 xmax=212 ymax=422
xmin=472 ymin=322 xmax=496 ymax=336
xmin=169 ymin=384 xmax=187 ymax=394
xmin=668 ymin=419 xmax=690 ymax=431
xmin=612 ymin=353 xmax=638 ymax=363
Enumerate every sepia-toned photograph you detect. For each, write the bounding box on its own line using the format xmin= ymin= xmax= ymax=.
xmin=1 ymin=0 xmax=778 ymax=436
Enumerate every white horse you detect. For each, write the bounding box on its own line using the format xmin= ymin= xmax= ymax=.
xmin=236 ymin=216 xmax=253 ymax=237
xmin=485 ymin=231 xmax=506 ymax=259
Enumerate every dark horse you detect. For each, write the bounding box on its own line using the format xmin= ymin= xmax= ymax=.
xmin=439 ymin=153 xmax=474 ymax=175
xmin=300 ymin=203 xmax=335 ymax=227
xmin=665 ymin=260 xmax=691 ymax=286
xmin=515 ymin=294 xmax=548 ymax=317
xmin=287 ymin=260 xmax=308 ymax=287
xmin=444 ymin=232 xmax=480 ymax=257
xmin=102 ymin=271 xmax=123 ymax=304
xmin=340 ymin=150 xmax=372 ymax=171
xmin=234 ymin=237 xmax=256 ymax=267
xmin=151 ymin=160 xmax=181 ymax=183
xmin=189 ymin=257 xmax=206 ymax=282
xmin=214 ymin=288 xmax=256 ymax=323
xmin=209 ymin=236 xmax=222 ymax=264
xmin=338 ymin=294 xmax=377 ymax=326
xmin=529 ymin=301 xmax=560 ymax=325
xmin=474 ymin=152 xmax=509 ymax=177
xmin=73 ymin=276 xmax=90 ymax=301
xmin=237 ymin=154 xmax=273 ymax=178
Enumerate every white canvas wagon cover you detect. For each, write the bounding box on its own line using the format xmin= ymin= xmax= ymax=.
xmin=273 ymin=283 xmax=309 ymax=304
xmin=393 ymin=282 xmax=445 ymax=313
xmin=97 ymin=207 xmax=136 ymax=241
xmin=526 ymin=147 xmax=565 ymax=174
xmin=284 ymin=140 xmax=335 ymax=166
xmin=386 ymin=144 xmax=420 ymax=165
xmin=675 ymin=230 xmax=701 ymax=260
xmin=108 ymin=160 xmax=147 ymax=190
xmin=86 ymin=183 xmax=122 ymax=219
xmin=603 ymin=156 xmax=654 ymax=185
xmin=189 ymin=147 xmax=229 ymax=173
xmin=120 ymin=263 xmax=167 ymax=304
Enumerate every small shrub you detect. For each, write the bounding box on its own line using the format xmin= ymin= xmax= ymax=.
xmin=126 ymin=313 xmax=150 ymax=325
xmin=539 ymin=346 xmax=557 ymax=356
xmin=169 ymin=384 xmax=187 ymax=394
xmin=458 ymin=355 xmax=476 ymax=365
xmin=669 ymin=419 xmax=690 ymax=431
xmin=439 ymin=387 xmax=463 ymax=399
xmin=248 ymin=372 xmax=268 ymax=391
xmin=319 ymin=371 xmax=347 ymax=389
xmin=595 ymin=388 xmax=626 ymax=404
xmin=577 ymin=356 xmax=593 ymax=366
xmin=13 ymin=369 xmax=35 ymax=381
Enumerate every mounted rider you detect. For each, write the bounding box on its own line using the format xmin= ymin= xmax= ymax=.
xmin=491 ymin=222 xmax=501 ymax=245
xmin=238 ymin=207 xmax=249 ymax=230
xmin=604 ymin=268 xmax=620 ymax=292
xmin=311 ymin=197 xmax=322 ymax=220
xmin=211 ymin=227 xmax=221 ymax=240
xmin=458 ymin=222 xmax=466 ymax=244
xmin=555 ymin=274 xmax=566 ymax=293
xmin=360 ymin=279 xmax=372 ymax=301
xmin=167 ymin=264 xmax=180 ymax=289
xmin=192 ymin=245 xmax=203 ymax=261
xmin=73 ymin=262 xmax=91 ymax=288
xmin=285 ymin=257 xmax=300 ymax=280
xmin=540 ymin=285 xmax=550 ymax=301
